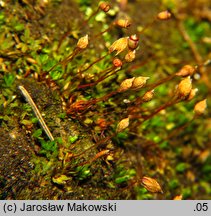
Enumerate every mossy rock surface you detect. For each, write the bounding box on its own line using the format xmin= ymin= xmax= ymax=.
xmin=0 ymin=78 xmax=125 ymax=199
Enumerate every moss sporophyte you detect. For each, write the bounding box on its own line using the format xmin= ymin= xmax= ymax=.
xmin=0 ymin=1 xmax=209 ymax=199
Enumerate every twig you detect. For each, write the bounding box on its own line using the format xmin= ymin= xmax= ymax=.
xmin=176 ymin=18 xmax=210 ymax=88
xmin=19 ymin=85 xmax=55 ymax=141
xmin=177 ymin=21 xmax=203 ymax=64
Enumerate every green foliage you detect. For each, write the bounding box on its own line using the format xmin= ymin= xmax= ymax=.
xmin=31 ymin=117 xmax=38 ymax=124
xmin=184 ymin=18 xmax=210 ymax=42
xmin=202 ymin=163 xmax=211 ymax=181
xmin=3 ymin=74 xmax=15 ymax=87
xmin=32 ymin=129 xmax=43 ymax=139
xmin=0 ymin=12 xmax=5 ymax=25
xmin=176 ymin=163 xmax=188 ymax=173
xmin=75 ymin=165 xmax=92 ymax=180
xmin=117 ymin=132 xmax=128 ymax=140
xmin=0 ymin=34 xmax=15 ymax=50
xmin=58 ymin=112 xmax=66 ymax=119
xmin=14 ymin=22 xmax=24 ymax=32
xmin=135 ymin=187 xmax=153 ymax=200
xmin=49 ymin=67 xmax=64 ymax=80
xmin=78 ymin=0 xmax=92 ymax=7
xmin=114 ymin=166 xmax=136 ymax=184
xmin=20 ymin=119 xmax=33 ymax=126
xmin=168 ymin=179 xmax=179 ymax=190
xmin=39 ymin=140 xmax=58 ymax=159
xmin=33 ymin=159 xmax=54 ymax=176
xmin=68 ymin=135 xmax=79 ymax=144
xmin=52 ymin=174 xmax=71 ymax=185
xmin=182 ymin=187 xmax=192 ymax=199
xmin=112 ymin=131 xmax=129 ymax=146
xmin=200 ymin=182 xmax=211 ymax=195
xmin=159 ymin=141 xmax=169 ymax=149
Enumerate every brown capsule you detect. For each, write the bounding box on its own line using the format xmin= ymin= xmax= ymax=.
xmin=142 ymin=89 xmax=154 ymax=102
xmin=116 ymin=117 xmax=130 ymax=133
xmin=90 ymin=150 xmax=110 ymax=163
xmin=176 ymin=65 xmax=196 ymax=77
xmin=99 ymin=2 xmax=110 ymax=13
xmin=187 ymin=88 xmax=198 ymax=101
xmin=125 ymin=50 xmax=136 ymax=62
xmin=187 ymin=170 xmax=196 ymax=182
xmin=194 ymin=99 xmax=207 ymax=115
xmin=96 ymin=118 xmax=108 ymax=130
xmin=117 ymin=77 xmax=135 ymax=92
xmin=177 ymin=76 xmax=192 ymax=99
xmin=77 ymin=35 xmax=89 ymax=49
xmin=141 ymin=176 xmax=163 ymax=193
xmin=26 ymin=57 xmax=37 ymax=64
xmin=69 ymin=100 xmax=89 ymax=112
xmin=115 ymin=19 xmax=131 ymax=28
xmin=128 ymin=34 xmax=139 ymax=50
xmin=131 ymin=76 xmax=149 ymax=90
xmin=157 ymin=10 xmax=171 ymax=20
xmin=197 ymin=149 xmax=210 ymax=163
xmin=113 ymin=58 xmax=123 ymax=67
xmin=109 ymin=37 xmax=128 ymax=55
xmin=173 ymin=195 xmax=183 ymax=200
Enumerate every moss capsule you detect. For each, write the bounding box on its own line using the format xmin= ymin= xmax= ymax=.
xmin=115 ymin=18 xmax=131 ymax=28
xmin=99 ymin=2 xmax=110 ymax=13
xmin=194 ymin=99 xmax=207 ymax=115
xmin=157 ymin=10 xmax=171 ymax=20
xmin=116 ymin=117 xmax=130 ymax=133
xmin=176 ymin=65 xmax=195 ymax=77
xmin=128 ymin=34 xmax=139 ymax=50
xmin=113 ymin=58 xmax=123 ymax=67
xmin=117 ymin=77 xmax=135 ymax=92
